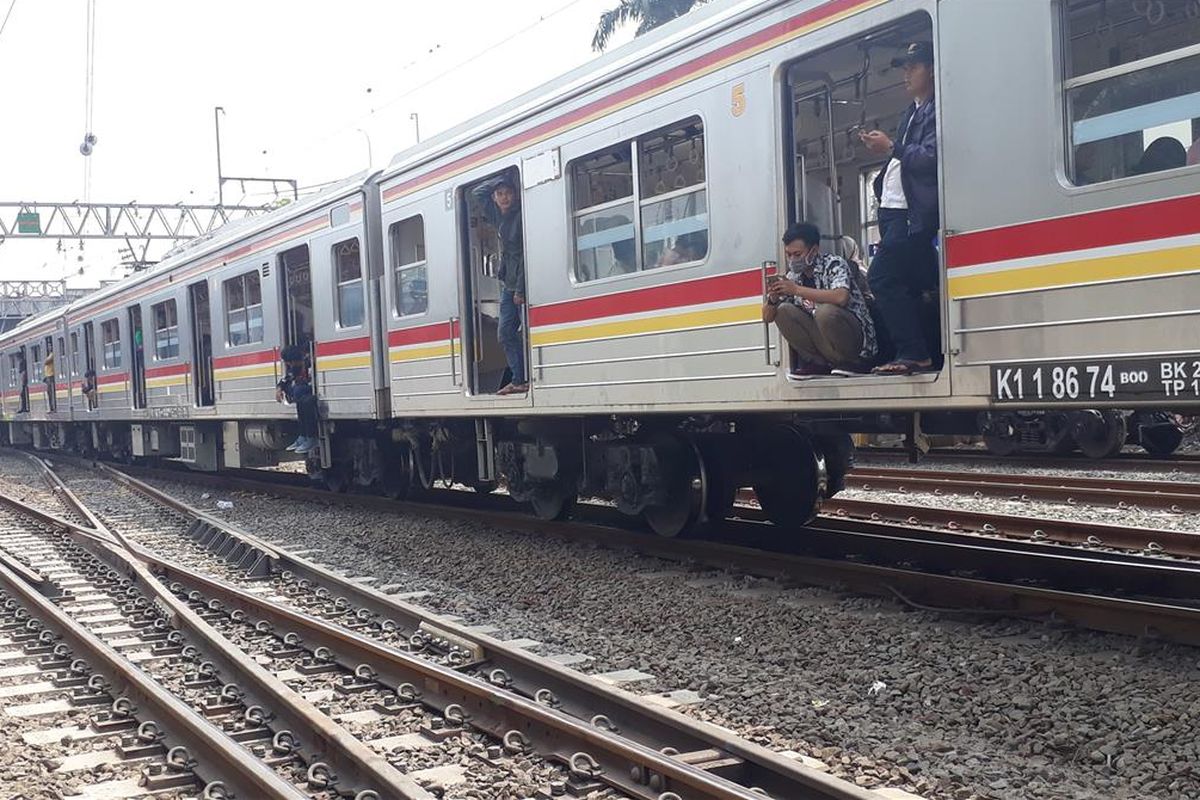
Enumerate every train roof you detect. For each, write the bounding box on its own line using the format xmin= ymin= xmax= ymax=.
xmin=379 ymin=0 xmax=783 ymax=184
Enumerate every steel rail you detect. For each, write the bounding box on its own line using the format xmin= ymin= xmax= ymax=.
xmin=0 ymin=484 xmax=434 ymax=800
xmin=820 ymin=497 xmax=1200 ymax=560
xmin=70 ymin=457 xmax=1200 ymax=645
xmin=859 ymin=448 xmax=1200 ymax=474
xmin=0 ymin=499 xmax=309 ymax=800
xmin=40 ymin=455 xmax=878 ymax=800
xmin=845 ymin=467 xmax=1200 ymax=512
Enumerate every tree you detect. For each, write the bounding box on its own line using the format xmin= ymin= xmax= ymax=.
xmin=591 ymin=0 xmax=710 ymax=52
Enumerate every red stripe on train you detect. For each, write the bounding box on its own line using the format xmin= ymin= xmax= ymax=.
xmin=145 ymin=363 xmax=189 ymax=379
xmin=97 ymin=373 xmax=127 ymax=385
xmin=946 ymin=193 xmax=1200 ymax=269
xmin=213 ymin=349 xmax=276 ymax=370
xmin=528 ymin=268 xmax=761 ymax=328
xmin=388 ymin=321 xmax=455 ymax=348
xmin=384 ymin=0 xmax=871 ymax=201
xmin=316 ymin=337 xmax=371 ymax=358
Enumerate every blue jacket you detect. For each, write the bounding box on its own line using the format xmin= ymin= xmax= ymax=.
xmin=872 ymin=96 xmax=939 ymax=236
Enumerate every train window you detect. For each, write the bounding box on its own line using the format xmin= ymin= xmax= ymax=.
xmin=639 ymin=119 xmax=708 ymax=268
xmin=70 ymin=333 xmax=79 ymax=375
xmin=152 ymin=300 xmax=179 ymax=360
xmin=101 ymin=319 xmax=122 ymax=368
xmin=569 ymin=117 xmax=707 ymax=283
xmin=389 ymin=216 xmax=427 ymax=317
xmin=224 ymin=271 xmax=264 ymax=346
xmin=572 ymin=144 xmax=637 ymax=282
xmin=1063 ymin=0 xmax=1200 ymax=184
xmin=333 ymin=238 xmax=365 ymax=328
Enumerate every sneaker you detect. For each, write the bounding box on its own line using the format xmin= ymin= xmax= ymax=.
xmin=295 ymin=436 xmax=317 ymax=454
xmin=285 ymin=436 xmax=304 ymax=452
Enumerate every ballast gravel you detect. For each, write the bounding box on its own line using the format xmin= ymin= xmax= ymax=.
xmin=135 ymin=476 xmax=1200 ymax=800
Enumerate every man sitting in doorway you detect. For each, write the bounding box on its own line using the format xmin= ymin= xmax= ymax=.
xmin=277 ymin=344 xmax=319 ymax=455
xmin=860 ymin=40 xmax=940 ymax=375
xmin=763 ymin=222 xmax=877 ymax=377
xmin=472 ymin=174 xmax=527 ymax=396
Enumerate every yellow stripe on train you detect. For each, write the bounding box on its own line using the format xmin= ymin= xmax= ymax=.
xmin=948 ymin=243 xmax=1200 ymax=299
xmin=529 ymin=302 xmax=761 ymax=348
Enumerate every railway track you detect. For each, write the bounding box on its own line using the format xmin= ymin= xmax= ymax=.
xmin=860 ymin=447 xmax=1200 ymax=475
xmin=30 ymin=451 xmax=1200 ymax=649
xmin=0 ymin=449 xmax=881 ymax=800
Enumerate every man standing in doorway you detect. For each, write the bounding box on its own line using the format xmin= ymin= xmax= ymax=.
xmin=860 ymin=41 xmax=939 ymax=375
xmin=472 ymin=174 xmax=527 ymax=395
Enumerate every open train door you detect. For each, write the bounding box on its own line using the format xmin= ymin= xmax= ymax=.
xmin=279 ymin=245 xmax=315 ymax=365
xmin=127 ymin=305 xmax=147 ymax=409
xmin=459 ymin=167 xmax=529 ymax=397
xmin=188 ymin=280 xmax=215 ymax=407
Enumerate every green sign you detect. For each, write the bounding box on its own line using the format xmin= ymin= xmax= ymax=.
xmin=16 ymin=212 xmax=40 ymax=234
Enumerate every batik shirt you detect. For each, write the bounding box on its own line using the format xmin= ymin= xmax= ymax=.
xmin=785 ymin=252 xmax=878 ymax=361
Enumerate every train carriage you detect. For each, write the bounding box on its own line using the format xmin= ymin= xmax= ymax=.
xmin=1 ymin=0 xmax=1197 ymax=535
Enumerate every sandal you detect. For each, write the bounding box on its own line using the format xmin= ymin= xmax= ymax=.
xmin=872 ymin=359 xmax=932 ymax=376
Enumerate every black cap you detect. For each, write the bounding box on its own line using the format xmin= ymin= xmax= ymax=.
xmin=892 ymin=41 xmax=934 ymax=68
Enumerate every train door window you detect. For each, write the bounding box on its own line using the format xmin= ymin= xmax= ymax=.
xmin=279 ymin=245 xmax=314 ymax=353
xmin=461 ymin=167 xmax=525 ymax=395
xmin=638 ymin=118 xmax=708 ymax=268
xmin=571 ymin=144 xmax=637 ymax=281
xmin=390 ymin=216 xmax=428 ymax=317
xmin=70 ymin=333 xmax=79 ymax=377
xmin=101 ymin=319 xmax=121 ymax=368
xmin=333 ymin=238 xmax=364 ymax=328
xmin=1062 ymin=0 xmax=1200 ymax=185
xmin=152 ymin=300 xmax=179 ymax=360
xmin=224 ymin=271 xmax=264 ymax=346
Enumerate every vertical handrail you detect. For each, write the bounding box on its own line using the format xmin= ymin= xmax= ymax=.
xmin=762 ymin=260 xmax=777 ymax=366
xmin=448 ymin=316 xmax=460 ymax=387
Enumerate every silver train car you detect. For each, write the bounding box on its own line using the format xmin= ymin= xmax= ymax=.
xmin=2 ymin=0 xmax=1197 ymax=535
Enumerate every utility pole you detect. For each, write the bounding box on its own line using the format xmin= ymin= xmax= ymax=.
xmin=410 ymin=112 xmax=421 ymax=143
xmin=214 ymin=106 xmax=226 ymax=207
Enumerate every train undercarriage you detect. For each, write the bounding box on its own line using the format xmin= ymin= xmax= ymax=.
xmin=5 ymin=407 xmax=1188 ymax=539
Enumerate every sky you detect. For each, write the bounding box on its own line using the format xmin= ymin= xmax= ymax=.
xmin=0 ymin=0 xmax=635 ymax=287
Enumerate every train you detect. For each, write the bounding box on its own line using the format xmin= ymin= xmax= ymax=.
xmin=2 ymin=0 xmax=1197 ymax=537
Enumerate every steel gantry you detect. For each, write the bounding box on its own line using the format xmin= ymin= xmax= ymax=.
xmin=0 ymin=200 xmax=267 ymax=242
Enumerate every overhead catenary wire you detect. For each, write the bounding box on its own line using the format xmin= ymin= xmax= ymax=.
xmin=0 ymin=0 xmax=19 ymax=42
xmin=82 ymin=0 xmax=97 ymax=202
xmin=289 ymin=0 xmax=590 ymax=160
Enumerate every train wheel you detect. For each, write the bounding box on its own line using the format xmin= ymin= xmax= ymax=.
xmin=381 ymin=446 xmax=413 ymax=500
xmin=642 ymin=434 xmax=706 ymax=538
xmin=983 ymin=432 xmax=1020 ymax=456
xmin=751 ymin=425 xmax=826 ymax=531
xmin=529 ymin=482 xmax=577 ymax=521
xmin=1072 ymin=411 xmax=1127 ymax=459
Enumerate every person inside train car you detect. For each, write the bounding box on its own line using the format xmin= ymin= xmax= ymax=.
xmin=658 ymin=231 xmax=708 ymax=267
xmin=81 ymin=369 xmax=98 ymax=410
xmin=16 ymin=353 xmax=28 ymax=413
xmin=471 ymin=174 xmax=528 ymax=396
xmin=276 ymin=344 xmax=319 ymax=454
xmin=860 ymin=41 xmax=940 ymax=377
xmin=42 ymin=344 xmax=55 ymax=410
xmin=763 ymin=222 xmax=877 ymax=377
xmin=1131 ymin=136 xmax=1187 ymax=176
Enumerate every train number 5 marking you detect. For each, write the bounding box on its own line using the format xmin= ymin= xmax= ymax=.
xmin=731 ymin=83 xmax=746 ymax=118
